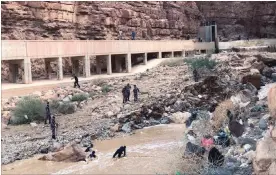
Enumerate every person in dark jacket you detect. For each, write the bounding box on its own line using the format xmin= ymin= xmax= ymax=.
xmin=122 ymin=86 xmax=128 ymax=103
xmin=126 ymin=84 xmax=131 ymax=102
xmin=51 ymin=115 xmax=57 ymax=139
xmin=193 ymin=69 xmax=199 ymax=82
xmin=72 ymin=74 xmax=80 ymax=88
xmin=113 ymin=146 xmax=126 ymax=158
xmin=45 ymin=102 xmax=51 ymax=124
xmin=131 ymin=31 xmax=136 ymax=40
xmin=133 ymin=85 xmax=140 ymax=102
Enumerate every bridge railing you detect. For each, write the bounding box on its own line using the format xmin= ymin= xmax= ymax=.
xmin=1 ymin=40 xmax=215 ymax=60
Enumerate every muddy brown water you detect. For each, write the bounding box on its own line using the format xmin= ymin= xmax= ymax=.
xmin=2 ymin=124 xmax=186 ymax=175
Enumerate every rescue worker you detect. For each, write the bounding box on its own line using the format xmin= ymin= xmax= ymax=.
xmin=72 ymin=74 xmax=80 ymax=88
xmin=122 ymin=86 xmax=127 ymax=103
xmin=193 ymin=69 xmax=199 ymax=82
xmin=131 ymin=31 xmax=136 ymax=40
xmin=45 ymin=102 xmax=51 ymax=124
xmin=133 ymin=85 xmax=140 ymax=102
xmin=89 ymin=151 xmax=97 ymax=159
xmin=51 ymin=115 xmax=57 ymax=139
xmin=126 ymin=83 xmax=131 ymax=102
xmin=113 ymin=146 xmax=126 ymax=158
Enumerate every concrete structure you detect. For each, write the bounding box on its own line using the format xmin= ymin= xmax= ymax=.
xmin=3 ymin=38 xmax=275 ymax=82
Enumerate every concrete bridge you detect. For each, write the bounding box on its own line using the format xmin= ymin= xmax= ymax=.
xmin=1 ymin=40 xmax=215 ymax=84
xmin=2 ymin=39 xmax=275 ymax=85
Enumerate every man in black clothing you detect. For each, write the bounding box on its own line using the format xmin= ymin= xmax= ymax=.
xmin=51 ymin=115 xmax=57 ymax=139
xmin=133 ymin=85 xmax=140 ymax=102
xmin=126 ymin=84 xmax=131 ymax=102
xmin=122 ymin=86 xmax=127 ymax=103
xmin=45 ymin=102 xmax=51 ymax=124
xmin=113 ymin=146 xmax=126 ymax=158
xmin=72 ymin=74 xmax=80 ymax=88
xmin=193 ymin=69 xmax=199 ymax=82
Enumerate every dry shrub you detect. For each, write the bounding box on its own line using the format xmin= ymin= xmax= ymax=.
xmin=212 ymin=99 xmax=234 ymax=131
xmin=268 ymin=85 xmax=276 ymax=121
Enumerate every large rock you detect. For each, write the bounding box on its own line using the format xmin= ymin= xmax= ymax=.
xmin=262 ymin=67 xmax=273 ymax=78
xmin=268 ymin=85 xmax=276 ymax=120
xmin=121 ymin=122 xmax=132 ymax=133
xmin=169 ymin=112 xmax=191 ymax=124
xmin=241 ymin=74 xmax=261 ymax=89
xmin=39 ymin=143 xmax=86 ymax=162
xmin=253 ymin=138 xmax=276 ymax=174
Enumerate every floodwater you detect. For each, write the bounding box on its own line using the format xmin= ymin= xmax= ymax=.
xmin=2 ymin=124 xmax=186 ymax=175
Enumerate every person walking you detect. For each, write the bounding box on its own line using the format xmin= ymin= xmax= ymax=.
xmin=72 ymin=74 xmax=80 ymax=88
xmin=45 ymin=101 xmax=51 ymax=124
xmin=122 ymin=86 xmax=127 ymax=103
xmin=133 ymin=85 xmax=140 ymax=102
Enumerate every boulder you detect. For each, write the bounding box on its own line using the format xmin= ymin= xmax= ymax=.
xmin=268 ymin=85 xmax=276 ymax=120
xmin=30 ymin=122 xmax=38 ymax=127
xmin=173 ymin=99 xmax=185 ymax=112
xmin=110 ymin=124 xmax=120 ymax=132
xmin=259 ymin=118 xmax=268 ymax=130
xmin=169 ymin=112 xmax=191 ymax=124
xmin=272 ymin=73 xmax=276 ymax=82
xmin=253 ymin=138 xmax=276 ymax=174
xmin=122 ymin=122 xmax=132 ymax=133
xmin=39 ymin=143 xmax=86 ymax=162
xmin=262 ymin=66 xmax=273 ymax=78
xmin=241 ymin=74 xmax=261 ymax=89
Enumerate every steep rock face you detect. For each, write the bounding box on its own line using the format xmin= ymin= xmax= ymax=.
xmin=1 ymin=1 xmax=201 ymax=40
xmin=196 ymin=1 xmax=276 ymax=40
xmin=1 ymin=1 xmax=276 ymax=40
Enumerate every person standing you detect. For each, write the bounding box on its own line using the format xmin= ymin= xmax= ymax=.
xmin=122 ymin=86 xmax=127 ymax=103
xmin=126 ymin=83 xmax=131 ymax=102
xmin=193 ymin=69 xmax=199 ymax=82
xmin=131 ymin=31 xmax=136 ymax=40
xmin=72 ymin=74 xmax=80 ymax=88
xmin=45 ymin=101 xmax=51 ymax=124
xmin=133 ymin=85 xmax=140 ymax=102
xmin=51 ymin=115 xmax=57 ymax=139
xmin=119 ymin=30 xmax=123 ymax=40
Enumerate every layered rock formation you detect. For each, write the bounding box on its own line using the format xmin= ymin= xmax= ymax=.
xmin=2 ymin=1 xmax=276 ymax=40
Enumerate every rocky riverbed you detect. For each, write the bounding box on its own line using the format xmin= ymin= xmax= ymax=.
xmin=1 ymin=51 xmax=276 ymax=175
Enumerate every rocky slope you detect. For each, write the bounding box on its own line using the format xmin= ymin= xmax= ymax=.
xmin=2 ymin=1 xmax=276 ymax=40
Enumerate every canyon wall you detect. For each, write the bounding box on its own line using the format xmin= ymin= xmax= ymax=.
xmin=2 ymin=1 xmax=276 ymax=41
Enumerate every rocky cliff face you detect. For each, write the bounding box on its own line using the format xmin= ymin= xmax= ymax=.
xmin=2 ymin=1 xmax=276 ymax=40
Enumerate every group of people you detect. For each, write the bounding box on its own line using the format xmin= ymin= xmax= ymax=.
xmin=85 ymin=144 xmax=126 ymax=161
xmin=122 ymin=84 xmax=140 ymax=103
xmin=45 ymin=102 xmax=57 ymax=140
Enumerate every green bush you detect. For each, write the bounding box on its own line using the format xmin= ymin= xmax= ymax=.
xmin=101 ymin=84 xmax=112 ymax=94
xmin=57 ymin=102 xmax=76 ymax=114
xmin=184 ymin=57 xmax=217 ymax=70
xmin=71 ymin=93 xmax=89 ymax=102
xmin=11 ymin=96 xmax=44 ymax=125
xmin=50 ymin=99 xmax=60 ymax=114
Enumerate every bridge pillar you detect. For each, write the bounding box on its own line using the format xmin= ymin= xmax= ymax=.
xmin=96 ymin=57 xmax=102 ymax=74
xmin=115 ymin=57 xmax=123 ymax=73
xmin=57 ymin=57 xmax=63 ymax=80
xmin=23 ymin=58 xmax=32 ymax=84
xmin=83 ymin=55 xmax=90 ymax=77
xmin=182 ymin=50 xmax=185 ymax=58
xmin=172 ymin=52 xmax=174 ymax=58
xmin=158 ymin=52 xmax=162 ymax=59
xmin=107 ymin=54 xmax=112 ymax=75
xmin=8 ymin=63 xmax=19 ymax=83
xmin=143 ymin=53 xmax=147 ymax=65
xmin=45 ymin=60 xmax=52 ymax=79
xmin=71 ymin=58 xmax=80 ymax=76
xmin=126 ymin=53 xmax=132 ymax=73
